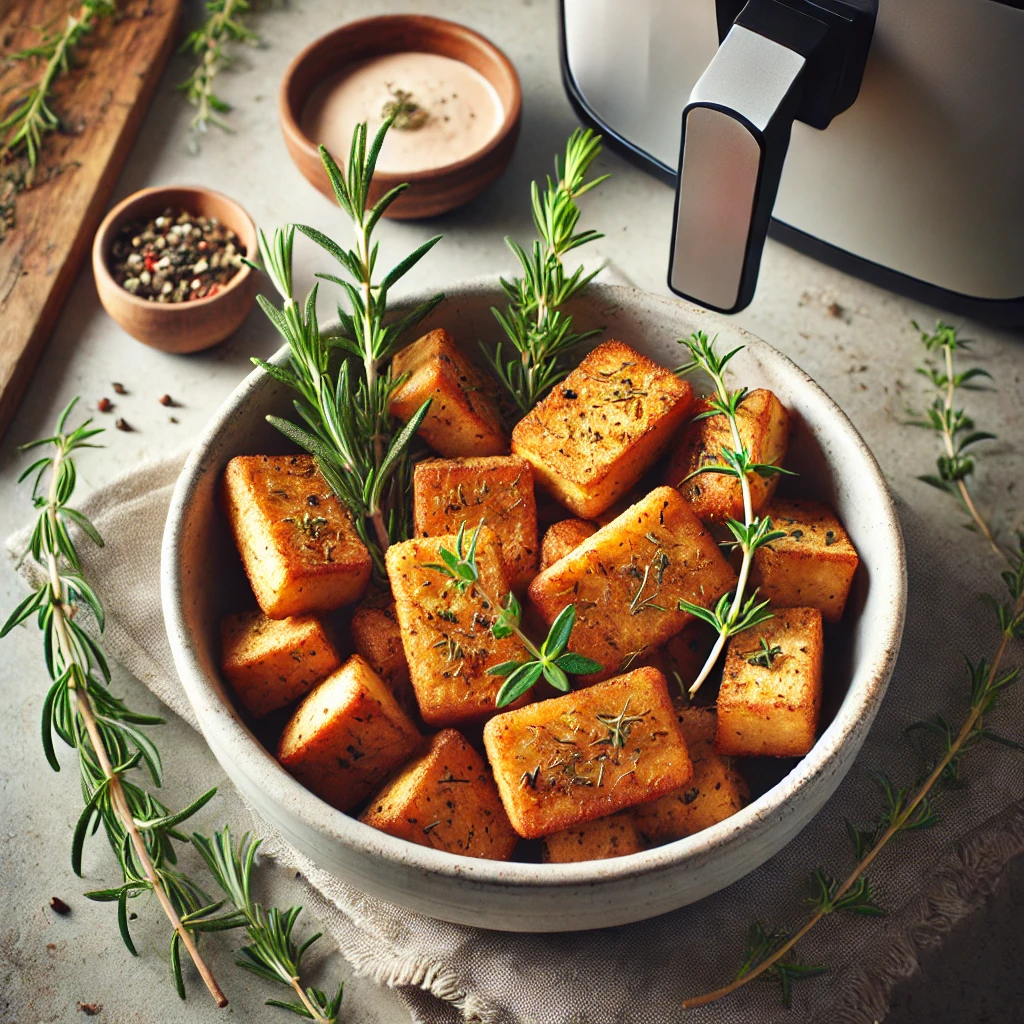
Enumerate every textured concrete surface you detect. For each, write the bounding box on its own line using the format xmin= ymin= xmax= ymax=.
xmin=1 ymin=0 xmax=1021 ymax=1021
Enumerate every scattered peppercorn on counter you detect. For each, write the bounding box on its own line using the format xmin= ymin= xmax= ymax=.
xmin=217 ymin=336 xmax=859 ymax=863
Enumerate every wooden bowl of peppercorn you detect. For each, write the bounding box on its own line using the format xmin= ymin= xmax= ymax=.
xmin=92 ymin=185 xmax=260 ymax=354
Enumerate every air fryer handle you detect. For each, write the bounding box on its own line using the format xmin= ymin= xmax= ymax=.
xmin=669 ymin=25 xmax=805 ymax=314
xmin=668 ymin=0 xmax=876 ymax=314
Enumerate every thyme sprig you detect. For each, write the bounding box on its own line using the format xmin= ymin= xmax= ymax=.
xmin=909 ymin=321 xmax=1000 ymax=555
xmin=0 ymin=0 xmax=116 ymax=173
xmin=681 ymin=328 xmax=1023 ymax=1011
xmin=193 ymin=829 xmax=344 ymax=1022
xmin=178 ymin=0 xmax=260 ymax=147
xmin=0 ymin=400 xmax=228 ymax=1006
xmin=424 ymin=522 xmax=601 ymax=705
xmin=482 ymin=128 xmax=609 ymax=412
xmin=674 ymin=332 xmax=789 ymax=695
xmin=252 ymin=117 xmax=443 ymax=576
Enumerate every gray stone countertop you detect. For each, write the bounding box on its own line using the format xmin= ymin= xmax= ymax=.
xmin=1 ymin=0 xmax=1021 ymax=1021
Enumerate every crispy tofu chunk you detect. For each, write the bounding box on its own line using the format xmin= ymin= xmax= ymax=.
xmin=751 ymin=499 xmax=859 ymax=623
xmin=511 ymin=340 xmax=694 ymax=518
xmin=360 ymin=729 xmax=518 ymax=860
xmin=385 ymin=527 xmax=531 ymax=727
xmin=716 ymin=607 xmax=824 ymax=757
xmin=540 ymin=518 xmax=598 ymax=571
xmin=528 ymin=487 xmax=737 ymax=680
xmin=349 ymin=592 xmax=414 ymax=715
xmin=666 ymin=622 xmax=717 ymax=691
xmin=414 ymin=456 xmax=538 ymax=591
xmin=542 ymin=810 xmax=643 ymax=863
xmin=634 ymin=707 xmax=748 ymax=844
xmin=277 ymin=655 xmax=421 ymax=812
xmin=663 ymin=389 xmax=790 ymax=523
xmin=223 ymin=454 xmax=372 ymax=618
xmin=390 ymin=328 xmax=508 ymax=457
xmin=220 ymin=610 xmax=341 ymax=718
xmin=483 ymin=667 xmax=693 ymax=839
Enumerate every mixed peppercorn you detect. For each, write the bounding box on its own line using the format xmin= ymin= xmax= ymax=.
xmin=109 ymin=209 xmax=245 ymax=302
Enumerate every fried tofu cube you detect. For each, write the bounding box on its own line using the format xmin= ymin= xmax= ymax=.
xmin=360 ymin=729 xmax=518 ymax=860
xmin=220 ymin=610 xmax=341 ymax=718
xmin=483 ymin=667 xmax=693 ymax=839
xmin=540 ymin=518 xmax=598 ymax=571
xmin=413 ymin=456 xmax=538 ymax=591
xmin=349 ymin=592 xmax=414 ymax=715
xmin=634 ymin=707 xmax=748 ymax=844
xmin=666 ymin=621 xmax=717 ymax=691
xmin=385 ymin=527 xmax=532 ymax=727
xmin=511 ymin=340 xmax=694 ymax=518
xmin=751 ymin=499 xmax=859 ymax=623
xmin=663 ymin=389 xmax=790 ymax=523
xmin=223 ymin=455 xmax=372 ymax=618
xmin=542 ymin=810 xmax=644 ymax=863
xmin=527 ymin=487 xmax=737 ymax=680
xmin=277 ymin=654 xmax=421 ymax=812
xmin=390 ymin=328 xmax=508 ymax=458
xmin=716 ymin=607 xmax=824 ymax=757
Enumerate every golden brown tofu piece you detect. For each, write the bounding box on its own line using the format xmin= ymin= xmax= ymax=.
xmin=483 ymin=667 xmax=693 ymax=839
xmin=540 ymin=518 xmax=598 ymax=571
xmin=220 ymin=610 xmax=341 ymax=718
xmin=277 ymin=655 xmax=421 ymax=812
xmin=385 ymin=528 xmax=532 ymax=727
xmin=413 ymin=456 xmax=538 ymax=591
xmin=511 ymin=340 xmax=694 ymax=518
xmin=527 ymin=487 xmax=737 ymax=680
xmin=666 ymin=621 xmax=717 ymax=691
xmin=751 ymin=499 xmax=859 ymax=623
xmin=360 ymin=729 xmax=518 ymax=860
xmin=390 ymin=328 xmax=508 ymax=458
xmin=542 ymin=811 xmax=644 ymax=863
xmin=716 ymin=607 xmax=824 ymax=758
xmin=634 ymin=707 xmax=748 ymax=845
xmin=349 ymin=592 xmax=414 ymax=715
xmin=222 ymin=455 xmax=372 ymax=618
xmin=663 ymin=389 xmax=790 ymax=523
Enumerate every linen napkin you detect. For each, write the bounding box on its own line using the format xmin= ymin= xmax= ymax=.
xmin=7 ymin=450 xmax=1024 ymax=1024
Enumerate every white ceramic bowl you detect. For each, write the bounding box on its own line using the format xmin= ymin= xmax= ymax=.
xmin=161 ymin=281 xmax=906 ymax=932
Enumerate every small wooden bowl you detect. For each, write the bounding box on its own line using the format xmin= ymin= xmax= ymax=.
xmin=280 ymin=15 xmax=522 ymax=220
xmin=92 ymin=186 xmax=259 ymax=354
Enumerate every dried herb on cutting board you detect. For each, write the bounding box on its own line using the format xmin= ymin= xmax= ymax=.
xmin=109 ymin=208 xmax=245 ymax=302
xmin=0 ymin=0 xmax=116 ymax=174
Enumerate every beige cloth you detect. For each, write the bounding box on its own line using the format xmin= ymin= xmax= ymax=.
xmin=8 ymin=450 xmax=1024 ymax=1024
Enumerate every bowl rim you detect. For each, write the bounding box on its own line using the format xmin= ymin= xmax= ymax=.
xmin=162 ymin=280 xmax=907 ymax=891
xmin=91 ymin=185 xmax=258 ymax=314
xmin=278 ymin=14 xmax=523 ymax=185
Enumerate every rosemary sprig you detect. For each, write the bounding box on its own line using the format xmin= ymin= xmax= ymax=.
xmin=193 ymin=829 xmax=344 ymax=1023
xmin=178 ymin=0 xmax=260 ymax=147
xmin=909 ymin=320 xmax=1000 ymax=556
xmin=681 ymin=329 xmax=1023 ymax=1011
xmin=0 ymin=0 xmax=116 ymax=174
xmin=0 ymin=400 xmax=229 ymax=1006
xmin=674 ymin=332 xmax=790 ymax=695
xmin=482 ymin=128 xmax=609 ymax=412
xmin=252 ymin=117 xmax=444 ymax=576
xmin=424 ymin=522 xmax=602 ymax=705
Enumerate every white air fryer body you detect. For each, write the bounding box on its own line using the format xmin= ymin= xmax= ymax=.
xmin=561 ymin=0 xmax=1024 ymax=319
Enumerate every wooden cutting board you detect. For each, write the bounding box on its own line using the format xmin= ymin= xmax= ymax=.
xmin=0 ymin=0 xmax=182 ymax=440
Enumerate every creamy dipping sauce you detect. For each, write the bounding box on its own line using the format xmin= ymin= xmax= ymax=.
xmin=301 ymin=51 xmax=504 ymax=175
